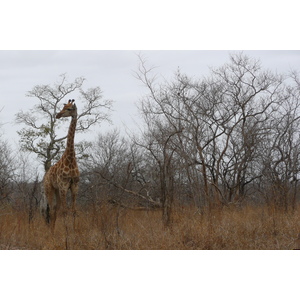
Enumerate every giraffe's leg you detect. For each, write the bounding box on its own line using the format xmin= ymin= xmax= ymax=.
xmin=70 ymin=183 xmax=78 ymax=229
xmin=50 ymin=189 xmax=61 ymax=233
xmin=70 ymin=183 xmax=78 ymax=215
xmin=59 ymin=188 xmax=68 ymax=217
xmin=59 ymin=187 xmax=71 ymax=243
xmin=44 ymin=185 xmax=57 ymax=233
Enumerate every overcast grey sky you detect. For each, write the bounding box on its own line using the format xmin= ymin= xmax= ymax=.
xmin=1 ymin=50 xmax=300 ymax=149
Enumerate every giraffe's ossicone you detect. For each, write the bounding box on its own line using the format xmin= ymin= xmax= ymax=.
xmin=43 ymin=99 xmax=80 ymax=232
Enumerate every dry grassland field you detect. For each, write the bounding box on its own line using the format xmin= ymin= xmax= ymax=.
xmin=0 ymin=203 xmax=299 ymax=250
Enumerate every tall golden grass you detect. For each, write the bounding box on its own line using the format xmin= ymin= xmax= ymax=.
xmin=0 ymin=203 xmax=299 ymax=250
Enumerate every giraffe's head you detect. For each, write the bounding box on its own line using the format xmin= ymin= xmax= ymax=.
xmin=56 ymin=99 xmax=77 ymax=119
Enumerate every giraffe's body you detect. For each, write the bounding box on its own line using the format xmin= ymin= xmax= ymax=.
xmin=43 ymin=99 xmax=80 ymax=232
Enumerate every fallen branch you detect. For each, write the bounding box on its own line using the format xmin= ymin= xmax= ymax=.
xmin=96 ymin=171 xmax=162 ymax=209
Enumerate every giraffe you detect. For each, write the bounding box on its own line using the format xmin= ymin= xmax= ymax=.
xmin=43 ymin=99 xmax=80 ymax=232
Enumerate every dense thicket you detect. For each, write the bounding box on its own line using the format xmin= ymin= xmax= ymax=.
xmin=83 ymin=53 xmax=300 ymax=224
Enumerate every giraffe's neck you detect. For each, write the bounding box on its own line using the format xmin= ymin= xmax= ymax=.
xmin=63 ymin=115 xmax=77 ymax=160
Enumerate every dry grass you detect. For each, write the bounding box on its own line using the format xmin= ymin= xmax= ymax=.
xmin=0 ymin=203 xmax=300 ymax=250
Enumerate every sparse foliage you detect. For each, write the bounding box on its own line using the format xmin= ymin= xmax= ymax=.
xmin=16 ymin=74 xmax=112 ymax=171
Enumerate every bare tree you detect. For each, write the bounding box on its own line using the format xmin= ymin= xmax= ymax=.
xmin=206 ymin=54 xmax=285 ymax=204
xmin=0 ymin=139 xmax=15 ymax=203
xmin=16 ymin=74 xmax=112 ymax=172
xmin=0 ymin=109 xmax=15 ymax=204
xmin=135 ymin=52 xmax=290 ymax=210
xmin=258 ymin=71 xmax=300 ymax=210
xmin=12 ymin=151 xmax=41 ymax=221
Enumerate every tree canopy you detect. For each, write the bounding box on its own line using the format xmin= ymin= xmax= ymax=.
xmin=15 ymin=74 xmax=113 ymax=172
